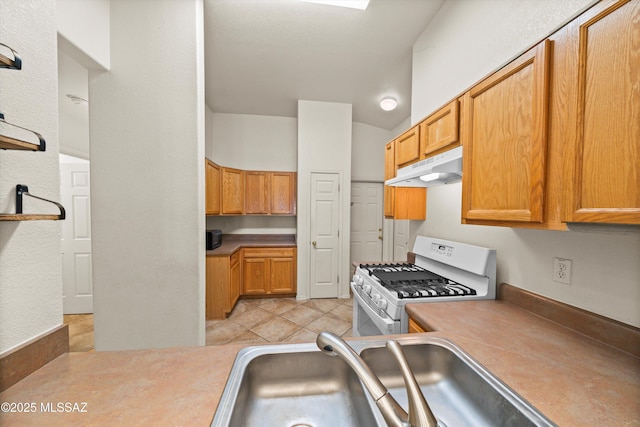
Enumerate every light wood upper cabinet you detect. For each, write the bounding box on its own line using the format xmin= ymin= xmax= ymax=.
xmin=244 ymin=171 xmax=296 ymax=215
xmin=270 ymin=172 xmax=296 ymax=215
xmin=245 ymin=171 xmax=270 ymax=214
xmin=563 ymin=0 xmax=640 ymax=224
xmin=384 ymin=141 xmax=395 ymax=218
xmin=395 ymin=126 xmax=421 ymax=168
xmin=384 ymin=141 xmax=395 ymax=181
xmin=394 ymin=188 xmax=427 ymax=221
xmin=462 ymin=39 xmax=551 ymax=224
xmin=384 ymin=137 xmax=426 ymax=220
xmin=221 ymin=167 xmax=245 ymax=214
xmin=205 ymin=160 xmax=220 ymax=215
xmin=419 ymin=99 xmax=460 ymax=158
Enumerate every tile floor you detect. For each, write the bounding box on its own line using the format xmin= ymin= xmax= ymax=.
xmin=206 ymin=297 xmax=353 ymax=346
xmin=64 ymin=297 xmax=353 ymax=352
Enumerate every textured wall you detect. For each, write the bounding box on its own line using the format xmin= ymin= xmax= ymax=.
xmin=0 ymin=0 xmax=63 ymax=353
xmin=89 ymin=0 xmax=205 ymax=350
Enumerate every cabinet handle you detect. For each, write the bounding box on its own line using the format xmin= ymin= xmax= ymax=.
xmin=312 ymin=241 xmax=317 ymax=247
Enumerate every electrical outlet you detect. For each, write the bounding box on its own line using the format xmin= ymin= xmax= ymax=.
xmin=552 ymin=257 xmax=572 ymax=285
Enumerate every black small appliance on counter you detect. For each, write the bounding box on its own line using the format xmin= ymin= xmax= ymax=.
xmin=206 ymin=230 xmax=222 ymax=250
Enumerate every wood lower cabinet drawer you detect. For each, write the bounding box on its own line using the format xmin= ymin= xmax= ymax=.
xmin=242 ymin=247 xmax=295 ymax=258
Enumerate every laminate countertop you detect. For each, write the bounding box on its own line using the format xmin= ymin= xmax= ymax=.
xmin=206 ymin=234 xmax=296 ymax=256
xmin=1 ymin=300 xmax=638 ymax=426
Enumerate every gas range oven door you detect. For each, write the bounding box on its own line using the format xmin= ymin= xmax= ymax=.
xmin=351 ymin=283 xmax=401 ymax=337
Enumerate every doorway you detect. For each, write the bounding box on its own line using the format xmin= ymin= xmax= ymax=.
xmin=309 ymin=172 xmax=341 ymax=298
xmin=60 ymin=154 xmax=93 ymax=314
xmin=350 ymin=182 xmax=383 ymax=273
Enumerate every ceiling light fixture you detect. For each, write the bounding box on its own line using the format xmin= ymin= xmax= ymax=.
xmin=298 ymin=0 xmax=370 ymax=10
xmin=66 ymin=94 xmax=88 ymax=105
xmin=379 ymin=97 xmax=397 ymax=111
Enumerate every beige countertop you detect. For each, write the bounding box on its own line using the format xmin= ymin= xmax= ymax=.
xmin=406 ymin=301 xmax=640 ymax=426
xmin=206 ymin=234 xmax=296 ymax=256
xmin=1 ymin=300 xmax=638 ymax=426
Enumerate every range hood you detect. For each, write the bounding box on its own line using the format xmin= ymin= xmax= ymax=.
xmin=385 ymin=146 xmax=463 ymax=188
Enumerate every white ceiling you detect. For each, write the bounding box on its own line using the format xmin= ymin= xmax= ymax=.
xmin=204 ymin=0 xmax=445 ymax=130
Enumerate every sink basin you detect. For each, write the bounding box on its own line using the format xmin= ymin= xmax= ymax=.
xmin=213 ymin=344 xmax=379 ymax=427
xmin=360 ymin=337 xmax=555 ymax=427
xmin=212 ymin=336 xmax=555 ymax=427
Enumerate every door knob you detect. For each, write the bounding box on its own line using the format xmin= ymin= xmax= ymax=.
xmin=312 ymin=241 xmax=317 ymax=247
xmin=378 ymin=235 xmax=383 ymax=240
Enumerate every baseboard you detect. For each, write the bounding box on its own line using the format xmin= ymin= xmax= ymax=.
xmin=498 ymin=283 xmax=640 ymax=358
xmin=0 ymin=324 xmax=69 ymax=392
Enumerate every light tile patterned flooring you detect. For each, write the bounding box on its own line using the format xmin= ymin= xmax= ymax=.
xmin=206 ymin=297 xmax=353 ymax=346
xmin=64 ymin=297 xmax=353 ymax=352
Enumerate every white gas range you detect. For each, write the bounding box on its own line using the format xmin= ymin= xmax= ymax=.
xmin=352 ymin=236 xmax=497 ymax=336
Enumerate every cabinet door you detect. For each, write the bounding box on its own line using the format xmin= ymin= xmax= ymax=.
xmin=221 ymin=167 xmax=244 ymax=214
xmin=420 ymin=99 xmax=459 ymax=157
xmin=270 ymin=255 xmax=296 ymax=294
xmin=242 ymin=256 xmax=269 ymax=295
xmin=384 ymin=141 xmax=395 ymax=180
xmin=384 ymin=141 xmax=396 ymax=218
xmin=395 ymin=126 xmax=420 ymax=168
xmin=408 ymin=318 xmax=427 ymax=333
xmin=564 ymin=0 xmax=640 ymax=224
xmin=462 ymin=39 xmax=551 ymax=223
xmin=245 ymin=171 xmax=270 ymax=214
xmin=206 ymin=255 xmax=232 ymax=320
xmin=205 ymin=160 xmax=220 ymax=215
xmin=229 ymin=252 xmax=241 ymax=309
xmin=394 ymin=187 xmax=426 ymax=220
xmin=384 ymin=186 xmax=395 ymax=218
xmin=271 ymin=172 xmax=296 ymax=215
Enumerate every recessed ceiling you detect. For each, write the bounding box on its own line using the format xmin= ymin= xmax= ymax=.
xmin=204 ymin=0 xmax=445 ymax=130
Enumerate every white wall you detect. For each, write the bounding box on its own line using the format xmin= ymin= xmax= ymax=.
xmin=57 ymin=0 xmax=110 ymax=70
xmin=58 ymin=51 xmax=90 ymax=159
xmin=351 ymin=122 xmax=391 ymax=182
xmin=0 ymin=0 xmax=62 ymax=354
xmin=297 ymin=100 xmax=352 ymax=299
xmin=208 ymin=112 xmax=297 ymax=170
xmin=410 ymin=0 xmax=640 ymax=327
xmin=89 ymin=0 xmax=205 ymax=350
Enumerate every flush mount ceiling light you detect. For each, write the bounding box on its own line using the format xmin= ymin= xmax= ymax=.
xmin=379 ymin=97 xmax=397 ymax=112
xmin=298 ymin=0 xmax=370 ymax=10
xmin=66 ymin=94 xmax=88 ymax=105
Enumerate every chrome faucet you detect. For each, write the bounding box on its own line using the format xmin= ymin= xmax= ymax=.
xmin=316 ymin=332 xmax=438 ymax=427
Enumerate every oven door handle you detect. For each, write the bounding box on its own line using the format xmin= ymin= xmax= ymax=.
xmin=352 ymin=284 xmax=397 ymax=335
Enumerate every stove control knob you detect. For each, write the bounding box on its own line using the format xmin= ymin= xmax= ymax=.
xmin=371 ymin=293 xmax=381 ymax=304
xmin=363 ymin=284 xmax=372 ymax=295
xmin=353 ymin=275 xmax=364 ymax=286
xmin=376 ymin=299 xmax=387 ymax=310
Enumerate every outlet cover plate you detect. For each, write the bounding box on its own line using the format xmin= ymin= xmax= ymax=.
xmin=553 ymin=257 xmax=572 ymax=285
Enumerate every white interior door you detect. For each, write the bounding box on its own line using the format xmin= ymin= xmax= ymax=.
xmin=350 ymin=182 xmax=383 ymax=273
xmin=60 ymin=157 xmax=93 ymax=314
xmin=309 ymin=172 xmax=340 ymax=299
xmin=393 ymin=220 xmax=410 ymax=262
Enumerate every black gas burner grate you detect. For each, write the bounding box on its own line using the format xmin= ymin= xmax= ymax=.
xmin=362 ymin=263 xmax=476 ymax=299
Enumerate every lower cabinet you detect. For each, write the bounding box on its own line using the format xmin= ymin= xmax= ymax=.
xmin=206 ymin=251 xmax=241 ymax=320
xmin=242 ymin=247 xmax=296 ymax=296
xmin=408 ymin=317 xmax=428 ymax=333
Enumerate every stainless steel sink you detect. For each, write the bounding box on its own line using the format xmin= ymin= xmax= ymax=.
xmin=212 ymin=336 xmax=556 ymax=427
xmin=360 ymin=337 xmax=555 ymax=426
xmin=214 ymin=344 xmax=379 ymax=427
